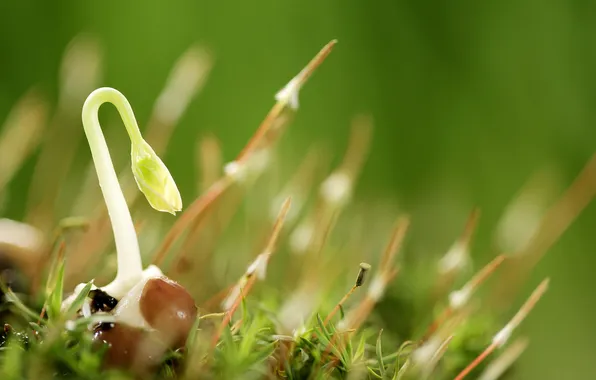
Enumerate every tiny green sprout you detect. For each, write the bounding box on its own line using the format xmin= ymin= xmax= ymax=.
xmin=82 ymin=86 xmax=182 ymax=217
xmin=71 ymin=86 xmax=182 ymax=300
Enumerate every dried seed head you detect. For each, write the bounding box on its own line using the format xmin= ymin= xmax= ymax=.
xmin=224 ymin=149 xmax=271 ymax=183
xmin=274 ymin=40 xmax=338 ymax=110
xmin=437 ymin=241 xmax=469 ymax=274
xmin=355 ymin=262 xmax=371 ymax=287
xmin=448 ymin=287 xmax=471 ymax=310
xmin=320 ymin=171 xmax=353 ymax=207
xmin=366 ymin=274 xmax=387 ymax=301
xmin=289 ymin=222 xmax=314 ymax=254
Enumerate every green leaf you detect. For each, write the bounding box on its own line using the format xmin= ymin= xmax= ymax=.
xmin=315 ymin=314 xmax=331 ymax=342
xmin=65 ymin=281 xmax=93 ymax=317
xmin=376 ymin=329 xmax=386 ymax=377
xmin=67 ymin=314 xmax=116 ymax=332
xmin=395 ymin=340 xmax=414 ymax=373
xmin=354 ymin=333 xmax=367 ymax=361
xmin=367 ymin=366 xmax=383 ymax=379
xmin=345 ymin=331 xmax=353 ymax=359
xmin=28 ymin=322 xmax=44 ymax=334
xmin=250 ymin=342 xmax=276 ymax=363
xmin=0 ymin=337 xmax=25 ymax=380
xmin=46 ymin=260 xmax=65 ymax=321
xmin=185 ymin=315 xmax=201 ymax=353
xmin=1 ymin=286 xmax=40 ymax=321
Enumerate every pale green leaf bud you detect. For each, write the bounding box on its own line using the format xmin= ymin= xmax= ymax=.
xmin=131 ymin=140 xmax=182 ymax=215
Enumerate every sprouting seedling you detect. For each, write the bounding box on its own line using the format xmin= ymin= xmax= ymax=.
xmin=57 ymin=88 xmax=196 ymax=373
xmin=66 ymin=87 xmax=182 ymax=301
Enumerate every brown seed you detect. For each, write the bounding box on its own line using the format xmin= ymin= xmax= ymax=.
xmin=93 ymin=323 xmax=167 ymax=376
xmin=139 ymin=277 xmax=198 ymax=347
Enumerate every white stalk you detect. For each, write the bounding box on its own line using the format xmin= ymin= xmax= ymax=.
xmin=81 ymin=87 xmax=144 ymax=294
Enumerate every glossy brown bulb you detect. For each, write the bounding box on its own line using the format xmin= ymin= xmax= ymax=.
xmin=93 ymin=323 xmax=166 ymax=375
xmin=139 ymin=277 xmax=197 ymax=347
xmin=91 ymin=276 xmax=197 ymax=375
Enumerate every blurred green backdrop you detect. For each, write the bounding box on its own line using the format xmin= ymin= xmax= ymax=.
xmin=1 ymin=0 xmax=596 ymax=378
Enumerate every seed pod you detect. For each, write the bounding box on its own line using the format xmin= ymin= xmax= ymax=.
xmin=93 ymin=323 xmax=167 ymax=375
xmin=139 ymin=277 xmax=197 ymax=347
xmin=355 ymin=262 xmax=371 ymax=287
xmin=93 ymin=276 xmax=197 ymax=374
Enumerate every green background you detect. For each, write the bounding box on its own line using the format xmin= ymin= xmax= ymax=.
xmin=1 ymin=0 xmax=596 ymax=378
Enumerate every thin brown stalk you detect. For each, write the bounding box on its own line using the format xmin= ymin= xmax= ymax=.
xmin=263 ymin=198 xmax=292 ymax=254
xmin=179 ymin=46 xmax=334 ymax=262
xmin=423 ymin=335 xmax=454 ymax=378
xmin=339 ymin=216 xmax=408 ymax=332
xmin=323 ymin=263 xmax=371 ymax=326
xmin=153 ymin=42 xmax=336 ymax=266
xmin=317 ymin=220 xmax=408 ymax=373
xmin=508 ymin=278 xmax=549 ymax=328
xmin=323 ymin=285 xmax=357 ymax=326
xmin=235 ymin=40 xmax=337 ymax=163
xmin=170 ymin=186 xmax=243 ymax=281
xmin=272 ymin=145 xmax=326 ymax=224
xmin=495 ymin=168 xmax=560 ymax=254
xmin=317 ymin=268 xmax=398 ymax=374
xmin=344 ymin=269 xmax=399 ymax=333
xmin=491 ymin=155 xmax=596 ymax=309
xmin=454 ymin=279 xmax=549 ymax=380
xmin=524 ymin=155 xmax=596 ymax=260
xmin=380 ymin=217 xmax=410 ymax=270
xmin=210 ymin=198 xmax=292 ymax=347
xmin=454 ymin=343 xmax=499 ymax=380
xmin=436 ymin=208 xmax=481 ymax=276
xmin=26 ymin=36 xmax=101 ymax=231
xmin=423 ymin=255 xmax=506 ymax=340
xmin=465 ymin=254 xmax=506 ymax=291
xmin=211 ymin=275 xmax=257 ymax=347
xmin=152 ymin=176 xmax=233 ymax=266
xmin=460 ymin=207 xmax=480 ymax=249
xmin=478 ymin=338 xmax=529 ymax=380
xmin=197 ymin=134 xmax=222 ymax=192
xmin=200 ymin=284 xmax=236 ymax=312
xmin=0 ymin=89 xmax=48 ymax=191
xmin=337 ymin=114 xmax=373 ymax=178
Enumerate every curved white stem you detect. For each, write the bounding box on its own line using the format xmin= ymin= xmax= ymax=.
xmin=81 ymin=87 xmax=144 ymax=294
